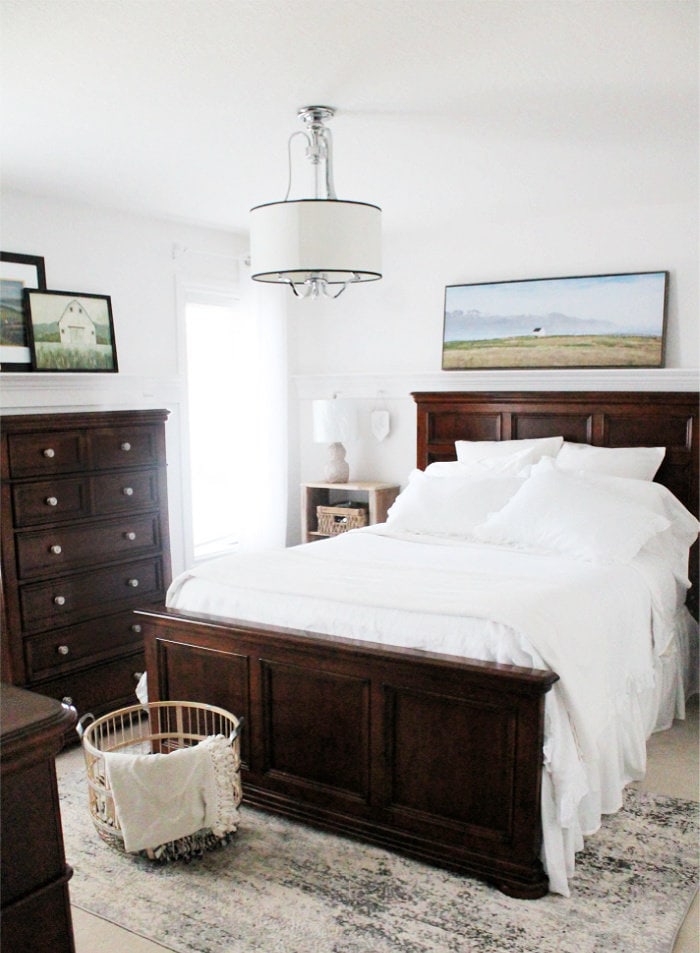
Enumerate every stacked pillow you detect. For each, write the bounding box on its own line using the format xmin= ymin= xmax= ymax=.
xmin=554 ymin=441 xmax=665 ymax=481
xmin=385 ymin=436 xmax=698 ymax=571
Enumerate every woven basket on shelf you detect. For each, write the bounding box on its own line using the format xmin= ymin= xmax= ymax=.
xmin=317 ymin=503 xmax=368 ymax=535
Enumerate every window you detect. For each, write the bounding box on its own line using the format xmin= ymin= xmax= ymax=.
xmin=185 ymin=296 xmax=244 ymax=560
xmin=181 ymin=272 xmax=288 ymax=565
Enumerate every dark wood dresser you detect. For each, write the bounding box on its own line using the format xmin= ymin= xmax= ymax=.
xmin=1 ymin=410 xmax=171 ymax=719
xmin=1 ymin=683 xmax=77 ymax=952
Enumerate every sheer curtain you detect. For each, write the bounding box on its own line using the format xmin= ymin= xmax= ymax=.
xmin=235 ymin=266 xmax=288 ymax=550
xmin=183 ymin=259 xmax=288 ymax=561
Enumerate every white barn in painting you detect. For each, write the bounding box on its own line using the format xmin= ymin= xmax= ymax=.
xmin=58 ymin=299 xmax=97 ymax=349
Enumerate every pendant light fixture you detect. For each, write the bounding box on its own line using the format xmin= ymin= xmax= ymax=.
xmin=250 ymin=106 xmax=382 ymax=299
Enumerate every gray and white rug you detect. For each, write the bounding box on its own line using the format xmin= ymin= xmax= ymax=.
xmin=58 ymin=763 xmax=697 ymax=953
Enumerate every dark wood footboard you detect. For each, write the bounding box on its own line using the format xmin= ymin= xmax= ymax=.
xmin=139 ymin=606 xmax=558 ymax=898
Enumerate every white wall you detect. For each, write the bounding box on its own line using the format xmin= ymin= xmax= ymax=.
xmin=3 ymin=177 xmax=697 ymax=552
xmin=290 ymin=196 xmax=699 ymax=545
xmin=0 ymin=189 xmax=248 ymax=573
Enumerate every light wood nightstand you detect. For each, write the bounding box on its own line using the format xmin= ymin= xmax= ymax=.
xmin=301 ymin=481 xmax=400 ymax=543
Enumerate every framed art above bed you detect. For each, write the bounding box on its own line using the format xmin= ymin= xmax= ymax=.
xmin=442 ymin=272 xmax=668 ymax=370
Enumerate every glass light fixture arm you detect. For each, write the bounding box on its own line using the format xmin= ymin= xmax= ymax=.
xmin=284 ymin=131 xmax=310 ymax=202
xmin=286 ymin=274 xmax=355 ymax=299
xmin=284 ymin=124 xmax=337 ymax=202
xmin=310 ymin=125 xmax=336 ymax=200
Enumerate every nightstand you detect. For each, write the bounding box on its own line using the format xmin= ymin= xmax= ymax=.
xmin=301 ymin=481 xmax=400 ymax=543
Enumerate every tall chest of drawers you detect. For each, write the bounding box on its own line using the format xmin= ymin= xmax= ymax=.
xmin=1 ymin=410 xmax=171 ymax=719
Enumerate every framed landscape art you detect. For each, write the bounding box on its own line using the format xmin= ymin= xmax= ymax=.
xmin=442 ymin=271 xmax=668 ymax=370
xmin=25 ymin=289 xmax=118 ymax=372
xmin=0 ymin=251 xmax=46 ymax=371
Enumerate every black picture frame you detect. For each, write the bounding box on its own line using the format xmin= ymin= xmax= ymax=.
xmin=442 ymin=271 xmax=668 ymax=370
xmin=25 ymin=289 xmax=119 ymax=373
xmin=0 ymin=252 xmax=47 ymax=371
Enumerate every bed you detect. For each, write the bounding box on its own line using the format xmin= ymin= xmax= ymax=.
xmin=139 ymin=390 xmax=699 ymax=899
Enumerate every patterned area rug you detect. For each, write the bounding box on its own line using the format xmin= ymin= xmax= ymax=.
xmin=58 ymin=762 xmax=697 ymax=953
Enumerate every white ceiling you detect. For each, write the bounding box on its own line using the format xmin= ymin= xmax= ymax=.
xmin=1 ymin=0 xmax=696 ymax=234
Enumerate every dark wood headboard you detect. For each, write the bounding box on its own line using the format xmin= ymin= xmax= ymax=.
xmin=412 ymin=390 xmax=699 ymax=613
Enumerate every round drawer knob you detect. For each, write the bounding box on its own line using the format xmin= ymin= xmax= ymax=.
xmin=53 ymin=595 xmax=66 ymax=606
xmin=121 ymin=442 xmax=132 ymax=451
xmin=62 ymin=696 xmax=73 ymax=705
xmin=45 ymin=496 xmax=58 ymax=507
xmin=124 ymin=531 xmax=136 ymax=541
xmin=131 ymin=623 xmax=142 ymax=633
xmin=127 ymin=578 xmax=139 ymax=587
xmin=57 ymin=644 xmax=70 ymax=656
xmin=122 ymin=486 xmax=134 ymax=496
xmin=43 ymin=448 xmax=55 ymax=458
xmin=50 ymin=544 xmax=63 ymax=555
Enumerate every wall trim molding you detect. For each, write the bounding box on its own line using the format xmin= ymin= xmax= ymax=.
xmin=293 ymin=368 xmax=699 ymax=400
xmin=0 ymin=374 xmax=184 ymax=413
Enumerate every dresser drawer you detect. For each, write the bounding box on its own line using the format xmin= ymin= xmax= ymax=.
xmin=16 ymin=514 xmax=162 ymax=579
xmin=32 ymin=650 xmax=146 ymax=719
xmin=20 ymin=556 xmax=165 ymax=633
xmin=12 ymin=477 xmax=89 ymax=526
xmin=24 ymin=610 xmax=146 ymax=681
xmin=91 ymin=425 xmax=161 ymax=470
xmin=6 ymin=430 xmax=85 ymax=478
xmin=92 ymin=469 xmax=160 ymax=514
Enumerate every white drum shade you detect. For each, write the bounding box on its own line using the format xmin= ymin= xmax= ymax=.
xmin=250 ymin=199 xmax=382 ymax=285
xmin=312 ymin=399 xmax=358 ymax=444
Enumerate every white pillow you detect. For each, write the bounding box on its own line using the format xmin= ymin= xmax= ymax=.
xmin=426 ymin=446 xmax=543 ymax=478
xmin=552 ymin=463 xmax=699 ymax=582
xmin=386 ymin=469 xmax=525 ymax=538
xmin=472 ymin=463 xmax=670 ymax=564
xmin=555 ymin=441 xmax=665 ymax=481
xmin=455 ymin=436 xmax=563 ymax=465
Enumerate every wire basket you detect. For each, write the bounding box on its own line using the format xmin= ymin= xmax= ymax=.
xmin=78 ymin=700 xmax=243 ymax=860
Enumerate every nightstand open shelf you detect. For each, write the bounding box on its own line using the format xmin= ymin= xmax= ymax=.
xmin=301 ymin=481 xmax=400 ymax=543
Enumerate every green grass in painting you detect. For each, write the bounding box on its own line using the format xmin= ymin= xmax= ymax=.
xmin=33 ymin=342 xmax=115 ymax=370
xmin=442 ymin=334 xmax=662 ymax=369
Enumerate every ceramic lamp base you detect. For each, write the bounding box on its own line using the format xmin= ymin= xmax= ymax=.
xmin=324 ymin=442 xmax=349 ymax=483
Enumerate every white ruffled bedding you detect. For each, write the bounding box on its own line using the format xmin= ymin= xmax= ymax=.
xmin=166 ymin=525 xmax=697 ymax=897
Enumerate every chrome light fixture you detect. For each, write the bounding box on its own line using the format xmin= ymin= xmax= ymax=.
xmin=250 ymin=106 xmax=382 ymax=299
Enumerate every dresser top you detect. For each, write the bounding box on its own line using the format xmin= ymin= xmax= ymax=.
xmin=1 ymin=409 xmax=170 ymax=433
xmin=1 ymin=683 xmax=76 ymax=747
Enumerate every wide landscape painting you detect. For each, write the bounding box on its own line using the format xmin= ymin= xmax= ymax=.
xmin=442 ymin=272 xmax=667 ymax=370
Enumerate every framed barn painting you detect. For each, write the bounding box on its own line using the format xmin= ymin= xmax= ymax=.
xmin=25 ymin=289 xmax=118 ymax=372
xmin=0 ymin=251 xmax=46 ymax=371
xmin=442 ymin=271 xmax=668 ymax=370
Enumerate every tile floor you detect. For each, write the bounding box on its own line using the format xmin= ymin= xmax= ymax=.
xmin=60 ymin=696 xmax=699 ymax=953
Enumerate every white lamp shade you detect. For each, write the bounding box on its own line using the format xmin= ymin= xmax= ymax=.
xmin=250 ymin=199 xmax=381 ymax=284
xmin=312 ymin=399 xmax=358 ymax=444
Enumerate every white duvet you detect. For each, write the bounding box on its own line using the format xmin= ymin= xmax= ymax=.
xmin=166 ymin=526 xmax=695 ymax=896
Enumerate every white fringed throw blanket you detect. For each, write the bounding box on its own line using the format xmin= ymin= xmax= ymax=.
xmin=104 ymin=735 xmax=240 ymax=854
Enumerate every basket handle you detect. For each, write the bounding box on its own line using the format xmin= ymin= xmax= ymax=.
xmin=228 ymin=717 xmax=244 ymax=745
xmin=76 ymin=712 xmax=96 ymax=740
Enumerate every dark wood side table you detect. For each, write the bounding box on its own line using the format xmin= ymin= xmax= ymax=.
xmin=1 ymin=683 xmax=77 ymax=953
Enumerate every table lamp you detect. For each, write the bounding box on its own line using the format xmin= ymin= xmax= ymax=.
xmin=312 ymin=398 xmax=357 ymax=483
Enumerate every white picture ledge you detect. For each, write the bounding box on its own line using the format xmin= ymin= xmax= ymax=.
xmin=293 ymin=367 xmax=699 ymax=400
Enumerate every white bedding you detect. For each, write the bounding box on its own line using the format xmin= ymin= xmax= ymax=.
xmin=166 ymin=525 xmax=697 ymax=896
